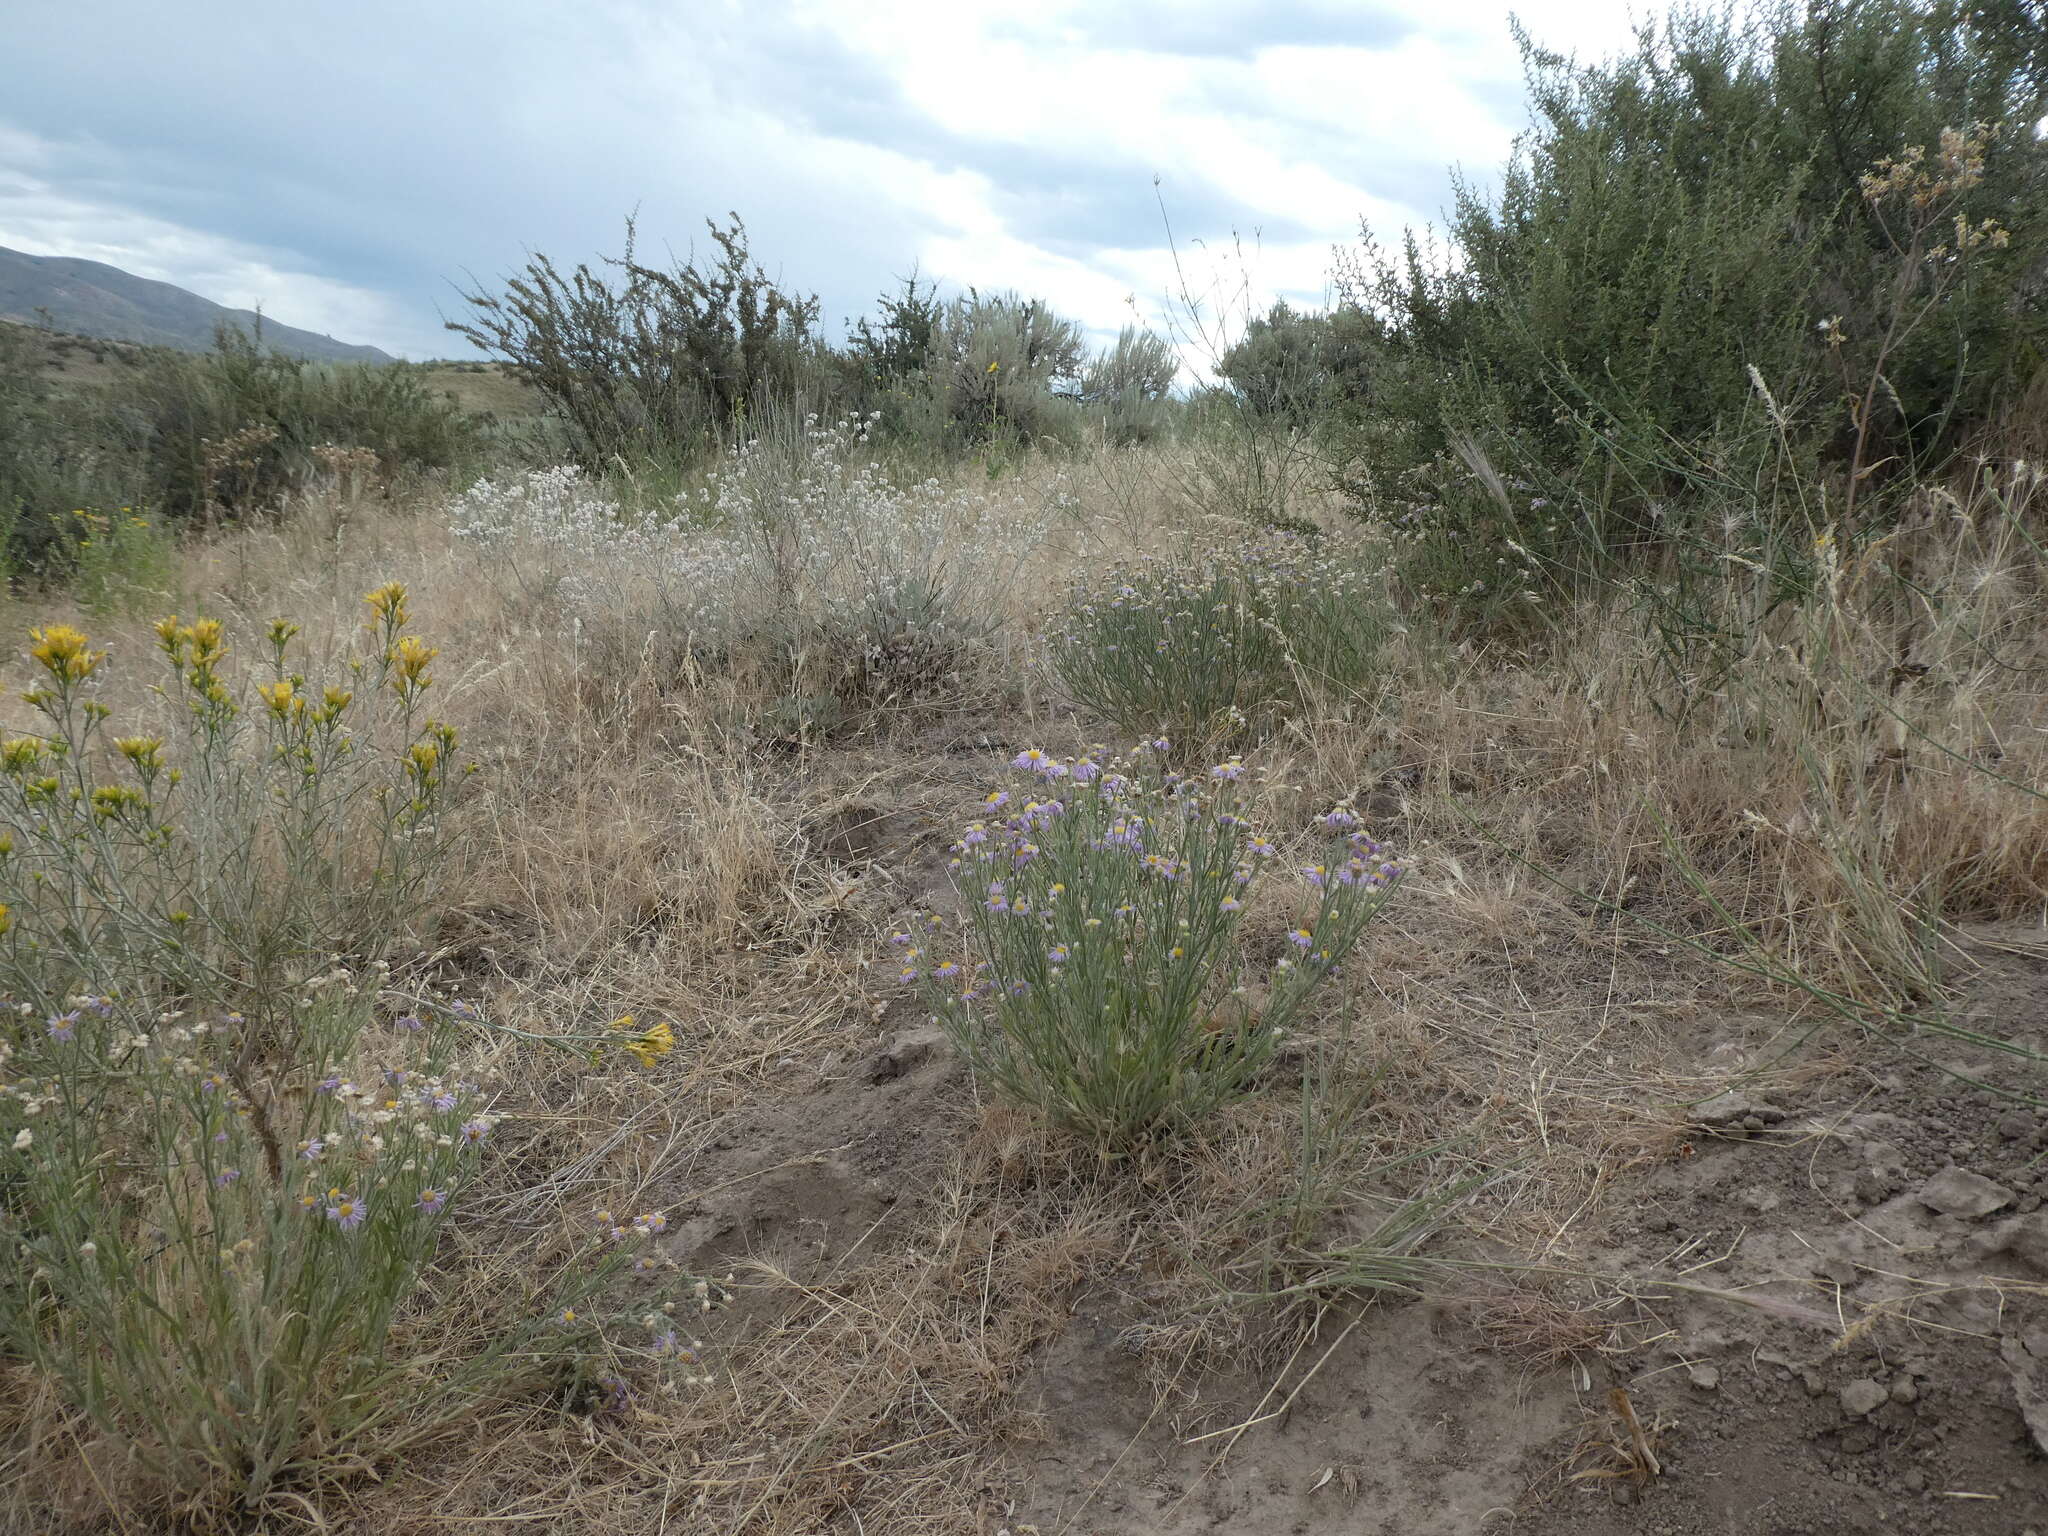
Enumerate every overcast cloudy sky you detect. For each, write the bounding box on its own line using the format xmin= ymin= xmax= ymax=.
xmin=1 ymin=0 xmax=1654 ymax=359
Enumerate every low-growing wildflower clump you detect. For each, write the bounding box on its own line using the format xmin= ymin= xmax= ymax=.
xmin=1049 ymin=529 xmax=1391 ymax=746
xmin=0 ymin=981 xmax=523 ymax=1495
xmin=448 ymin=463 xmax=743 ymax=626
xmin=0 ymin=600 xmax=709 ymax=1508
xmin=0 ymin=588 xmax=460 ymax=999
xmin=894 ymin=743 xmax=1402 ymax=1146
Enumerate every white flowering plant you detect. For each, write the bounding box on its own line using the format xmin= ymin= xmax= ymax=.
xmin=451 ymin=416 xmax=1067 ymax=722
xmin=894 ymin=744 xmax=1402 ymax=1147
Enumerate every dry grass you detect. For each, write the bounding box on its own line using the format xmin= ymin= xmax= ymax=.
xmin=2 ymin=444 xmax=2044 ymax=1532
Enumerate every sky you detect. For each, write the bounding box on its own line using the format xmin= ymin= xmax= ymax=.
xmin=0 ymin=0 xmax=1657 ymax=361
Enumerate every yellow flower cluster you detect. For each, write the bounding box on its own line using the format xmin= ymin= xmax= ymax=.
xmin=114 ymin=736 xmax=165 ymax=775
xmin=28 ymin=625 xmax=104 ymax=685
xmin=156 ymin=616 xmax=235 ymax=716
xmin=364 ymin=581 xmax=409 ymax=631
xmin=608 ymin=1013 xmax=676 ymax=1069
xmin=389 ymin=634 xmax=438 ymax=700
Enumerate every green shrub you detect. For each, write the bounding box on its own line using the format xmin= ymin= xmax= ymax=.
xmin=1337 ymin=0 xmax=2048 ymax=609
xmin=1050 ymin=529 xmax=1389 ymax=746
xmin=448 ymin=215 xmax=832 ymax=470
xmin=1216 ymin=301 xmax=1378 ymax=429
xmin=1076 ymin=325 xmax=1180 ymax=445
xmin=114 ymin=328 xmax=485 ymax=527
xmin=48 ymin=504 xmax=181 ymax=615
xmin=0 ymin=327 xmax=150 ymax=573
xmin=895 ymin=747 xmax=1402 ymax=1147
xmin=0 ymin=324 xmax=483 ymax=576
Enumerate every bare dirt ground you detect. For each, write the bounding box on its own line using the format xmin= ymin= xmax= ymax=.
xmin=638 ymin=918 xmax=2048 ymax=1536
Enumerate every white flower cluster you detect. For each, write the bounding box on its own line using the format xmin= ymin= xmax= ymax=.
xmin=448 ymin=418 xmax=1074 ymax=666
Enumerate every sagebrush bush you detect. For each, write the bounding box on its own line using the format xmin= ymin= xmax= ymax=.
xmin=896 ymin=745 xmax=1402 ymax=1146
xmin=1050 ymin=529 xmax=1389 ymax=745
xmin=448 ymin=216 xmax=829 ymax=471
xmin=117 ymin=329 xmax=483 ymax=527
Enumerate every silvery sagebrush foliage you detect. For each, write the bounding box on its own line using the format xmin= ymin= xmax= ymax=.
xmin=894 ymin=743 xmax=1402 ymax=1147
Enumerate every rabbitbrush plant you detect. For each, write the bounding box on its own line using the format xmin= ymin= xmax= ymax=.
xmin=896 ymin=744 xmax=1402 ymax=1147
xmin=0 ymin=595 xmax=646 ymax=1511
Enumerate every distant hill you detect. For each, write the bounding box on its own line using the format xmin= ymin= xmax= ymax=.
xmin=0 ymin=245 xmax=395 ymax=364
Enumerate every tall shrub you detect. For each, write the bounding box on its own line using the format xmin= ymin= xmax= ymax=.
xmin=448 ymin=216 xmax=831 ymax=468
xmin=1339 ymin=0 xmax=2048 ymax=606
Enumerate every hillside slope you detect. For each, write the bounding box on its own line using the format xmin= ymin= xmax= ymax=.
xmin=0 ymin=244 xmax=394 ymax=363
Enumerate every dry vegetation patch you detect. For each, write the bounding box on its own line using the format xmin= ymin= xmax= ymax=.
xmin=1 ymin=441 xmax=2044 ymax=1534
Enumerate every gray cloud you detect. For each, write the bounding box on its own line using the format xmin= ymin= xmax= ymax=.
xmin=0 ymin=0 xmax=1606 ymax=358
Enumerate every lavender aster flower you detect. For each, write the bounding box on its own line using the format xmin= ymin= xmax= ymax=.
xmin=325 ymin=1192 xmax=367 ymax=1230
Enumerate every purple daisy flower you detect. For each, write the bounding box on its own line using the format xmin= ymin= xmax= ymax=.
xmin=415 ymin=1188 xmax=447 ymax=1214
xmin=326 ymin=1192 xmax=367 ymax=1230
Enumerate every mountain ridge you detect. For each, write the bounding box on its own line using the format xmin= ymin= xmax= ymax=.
xmin=0 ymin=245 xmax=395 ymax=364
